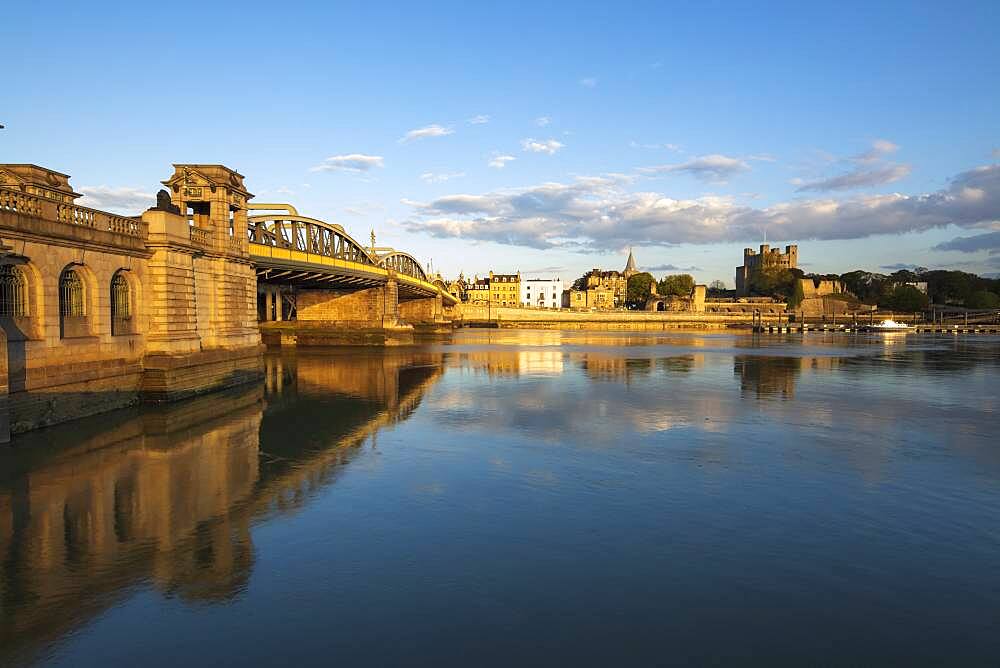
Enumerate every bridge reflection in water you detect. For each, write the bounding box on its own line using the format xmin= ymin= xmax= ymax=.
xmin=0 ymin=350 xmax=444 ymax=666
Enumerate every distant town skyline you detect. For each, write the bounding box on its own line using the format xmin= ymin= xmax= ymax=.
xmin=3 ymin=1 xmax=998 ymax=285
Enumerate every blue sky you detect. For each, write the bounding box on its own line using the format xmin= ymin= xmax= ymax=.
xmin=3 ymin=0 xmax=999 ymax=284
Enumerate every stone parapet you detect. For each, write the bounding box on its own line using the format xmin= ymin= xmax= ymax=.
xmin=1 ymin=186 xmax=148 ymax=254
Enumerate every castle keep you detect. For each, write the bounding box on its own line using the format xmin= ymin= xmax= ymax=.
xmin=735 ymin=244 xmax=798 ymax=296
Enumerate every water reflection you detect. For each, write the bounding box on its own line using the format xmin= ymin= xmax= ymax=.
xmin=733 ymin=354 xmax=845 ymax=399
xmin=0 ymin=350 xmax=444 ymax=666
xmin=2 ymin=332 xmax=999 ymax=666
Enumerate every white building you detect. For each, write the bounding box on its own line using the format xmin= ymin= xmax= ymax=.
xmin=521 ymin=278 xmax=563 ymax=308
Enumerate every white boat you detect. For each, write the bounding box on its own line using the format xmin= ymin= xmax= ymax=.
xmin=862 ymin=319 xmax=913 ymax=332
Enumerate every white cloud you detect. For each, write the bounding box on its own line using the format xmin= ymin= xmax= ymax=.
xmin=522 ymin=138 xmax=564 ymax=155
xmin=579 ymin=77 xmax=598 ymax=88
xmin=403 ymin=164 xmax=1000 ymax=250
xmin=639 ymin=154 xmax=750 ymax=182
xmin=420 ymin=171 xmax=466 ymax=183
xmin=855 ymin=139 xmax=899 ymax=164
xmin=77 ymin=186 xmax=154 ymax=213
xmin=310 ymin=154 xmax=384 ymax=173
xmin=535 ymin=116 xmax=551 ymax=127
xmin=489 ymin=154 xmax=517 ymax=169
xmin=795 ymin=163 xmax=912 ymax=192
xmin=631 ymin=141 xmax=683 ymax=152
xmin=400 ymin=124 xmax=454 ymax=143
xmin=792 ymin=139 xmax=909 ymax=192
xmin=468 ymin=115 xmax=490 ymax=125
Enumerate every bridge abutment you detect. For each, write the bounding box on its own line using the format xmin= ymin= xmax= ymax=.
xmin=141 ymin=166 xmax=263 ymax=401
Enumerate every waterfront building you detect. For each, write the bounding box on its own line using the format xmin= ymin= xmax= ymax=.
xmin=735 ymin=244 xmax=799 ymax=296
xmin=566 ymin=250 xmax=639 ymax=309
xmin=466 ymin=276 xmax=491 ymax=304
xmin=446 ymin=274 xmax=467 ymax=302
xmin=520 ymin=278 xmax=563 ymax=308
xmin=488 ymin=271 xmax=521 ymax=306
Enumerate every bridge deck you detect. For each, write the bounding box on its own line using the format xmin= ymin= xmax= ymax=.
xmin=250 ymin=242 xmax=457 ymax=303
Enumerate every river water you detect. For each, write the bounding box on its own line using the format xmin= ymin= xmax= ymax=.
xmin=1 ymin=330 xmax=999 ymax=666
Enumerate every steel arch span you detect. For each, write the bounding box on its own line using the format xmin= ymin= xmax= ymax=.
xmin=245 ymin=203 xmax=457 ymax=305
xmin=376 ymin=250 xmax=428 ymax=282
xmin=247 ymin=206 xmax=378 ymax=267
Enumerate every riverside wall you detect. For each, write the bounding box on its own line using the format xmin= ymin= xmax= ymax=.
xmin=459 ymin=306 xmax=787 ymax=329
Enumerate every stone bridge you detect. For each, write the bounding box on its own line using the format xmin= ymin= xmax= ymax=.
xmin=0 ymin=162 xmax=457 ymax=439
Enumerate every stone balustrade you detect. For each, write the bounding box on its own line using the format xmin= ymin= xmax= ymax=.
xmin=189 ymin=226 xmax=211 ymax=246
xmin=0 ymin=186 xmax=147 ymax=239
xmin=0 ymin=188 xmax=43 ymax=217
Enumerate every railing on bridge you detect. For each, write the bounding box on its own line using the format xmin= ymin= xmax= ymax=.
xmin=375 ymin=249 xmax=428 ymax=282
xmin=248 ymin=216 xmax=377 ymax=266
xmin=0 ymin=188 xmax=43 ymax=217
xmin=0 ymin=186 xmax=147 ymax=239
xmin=189 ymin=226 xmax=211 ymax=247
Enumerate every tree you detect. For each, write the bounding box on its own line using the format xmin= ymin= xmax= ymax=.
xmin=626 ymin=272 xmax=655 ymax=307
xmin=881 ymin=285 xmax=929 ymax=312
xmin=966 ymin=290 xmax=1000 ymax=310
xmin=922 ymin=269 xmax=978 ymax=305
xmin=658 ymin=274 xmax=695 ymax=297
xmin=571 ymin=272 xmax=591 ymax=291
xmin=787 ymin=279 xmax=805 ymax=309
xmin=840 ymin=270 xmax=886 ymax=305
xmin=748 ymin=266 xmax=803 ymax=299
xmin=709 ymin=279 xmax=727 ymax=291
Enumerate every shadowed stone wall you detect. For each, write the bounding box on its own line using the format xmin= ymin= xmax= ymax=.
xmin=297 ymin=281 xmax=399 ymax=327
xmin=398 ymin=294 xmax=443 ymax=323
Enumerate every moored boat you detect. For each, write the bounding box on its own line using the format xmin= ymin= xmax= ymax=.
xmin=861 ymin=319 xmax=913 ymax=332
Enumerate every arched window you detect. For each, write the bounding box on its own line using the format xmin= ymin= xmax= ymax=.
xmin=110 ymin=272 xmax=131 ymax=336
xmin=60 ymin=269 xmax=84 ymax=317
xmin=0 ymin=265 xmax=28 ymax=317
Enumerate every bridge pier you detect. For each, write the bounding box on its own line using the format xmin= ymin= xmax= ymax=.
xmin=398 ymin=293 xmax=453 ymax=332
xmin=259 ymin=285 xmax=284 ymax=322
xmin=297 ymin=281 xmax=400 ymax=328
xmin=263 ymin=279 xmax=416 ymax=346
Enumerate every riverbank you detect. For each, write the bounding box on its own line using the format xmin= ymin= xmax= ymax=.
xmin=459 ymin=305 xmax=761 ymax=330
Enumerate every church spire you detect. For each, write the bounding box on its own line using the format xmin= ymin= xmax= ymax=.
xmin=624 ymin=247 xmax=637 ymax=275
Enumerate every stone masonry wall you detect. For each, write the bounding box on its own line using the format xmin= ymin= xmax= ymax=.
xmin=1 ymin=235 xmax=150 ymax=432
xmin=398 ymin=295 xmax=442 ymax=323
xmin=297 ymin=286 xmax=392 ymax=325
